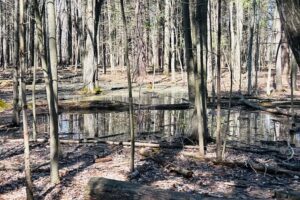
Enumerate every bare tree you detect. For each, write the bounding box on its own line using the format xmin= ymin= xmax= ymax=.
xmin=120 ymin=0 xmax=135 ymax=172
xmin=19 ymin=0 xmax=34 ymax=198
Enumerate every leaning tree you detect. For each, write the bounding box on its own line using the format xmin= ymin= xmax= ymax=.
xmin=276 ymin=0 xmax=300 ymax=66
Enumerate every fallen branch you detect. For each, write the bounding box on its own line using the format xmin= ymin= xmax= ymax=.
xmin=59 ymin=139 xmax=199 ymax=149
xmin=94 ymin=157 xmax=113 ymax=163
xmin=239 ymin=95 xmax=296 ymax=117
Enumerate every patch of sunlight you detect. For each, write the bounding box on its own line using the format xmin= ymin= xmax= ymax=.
xmin=79 ymin=86 xmax=103 ymax=95
xmin=0 ymin=80 xmax=13 ymax=88
xmin=211 ymin=181 xmax=234 ymax=195
xmin=0 ymin=99 xmax=12 ymax=112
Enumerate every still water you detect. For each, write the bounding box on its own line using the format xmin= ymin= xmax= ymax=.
xmin=36 ymin=94 xmax=300 ymax=147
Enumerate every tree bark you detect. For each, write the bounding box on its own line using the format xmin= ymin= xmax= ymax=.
xmin=120 ymin=0 xmax=135 ymax=172
xmin=19 ymin=0 xmax=34 ymax=198
xmin=216 ymin=0 xmax=221 ymax=161
xmin=247 ymin=0 xmax=256 ymax=95
xmin=163 ymin=0 xmax=171 ymax=75
xmin=46 ymin=0 xmax=60 ymax=184
xmin=276 ymin=0 xmax=300 ymax=66
xmin=182 ymin=0 xmax=195 ymax=102
xmin=13 ymin=0 xmax=20 ymax=126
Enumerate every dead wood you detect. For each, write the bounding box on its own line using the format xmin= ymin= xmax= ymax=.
xmin=274 ymin=190 xmax=300 ymax=200
xmin=94 ymin=157 xmax=113 ymax=163
xmin=167 ymin=165 xmax=194 ymax=178
xmin=85 ymin=177 xmax=214 ymax=200
xmin=239 ymin=95 xmax=296 ymax=117
xmin=213 ymin=160 xmax=300 ymax=177
xmin=58 ymin=100 xmax=191 ymax=112
xmin=277 ymin=161 xmax=300 ymax=171
xmin=60 ymin=139 xmax=199 ymax=149
xmin=0 ymin=162 xmax=49 ymax=172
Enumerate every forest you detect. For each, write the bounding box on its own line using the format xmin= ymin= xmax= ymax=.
xmin=0 ymin=0 xmax=300 ymax=199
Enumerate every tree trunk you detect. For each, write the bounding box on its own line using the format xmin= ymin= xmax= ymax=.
xmin=82 ymin=0 xmax=98 ymax=92
xmin=281 ymin=25 xmax=290 ymax=87
xmin=170 ymin=0 xmax=176 ymax=82
xmin=34 ymin=0 xmax=60 ymax=184
xmin=107 ymin=0 xmax=115 ymax=72
xmin=19 ymin=0 xmax=34 ymax=198
xmin=182 ymin=0 xmax=195 ymax=101
xmin=276 ymin=0 xmax=300 ymax=66
xmin=12 ymin=0 xmax=20 ymax=126
xmin=120 ymin=0 xmax=135 ymax=172
xmin=46 ymin=0 xmax=60 ymax=184
xmin=216 ymin=0 xmax=221 ymax=161
xmin=247 ymin=0 xmax=256 ymax=95
xmin=275 ymin=9 xmax=282 ymax=91
xmin=163 ymin=0 xmax=171 ymax=75
xmin=194 ymin=0 xmax=208 ymax=156
xmin=235 ymin=0 xmax=243 ymax=91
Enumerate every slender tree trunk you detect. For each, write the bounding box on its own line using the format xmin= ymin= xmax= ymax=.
xmin=32 ymin=28 xmax=38 ymax=141
xmin=247 ymin=0 xmax=256 ymax=95
xmin=120 ymin=0 xmax=135 ymax=172
xmin=19 ymin=0 xmax=34 ymax=198
xmin=46 ymin=0 xmax=60 ymax=184
xmin=107 ymin=0 xmax=115 ymax=72
xmin=170 ymin=0 xmax=176 ymax=82
xmin=209 ymin=0 xmax=215 ymax=138
xmin=163 ymin=0 xmax=171 ymax=75
xmin=216 ymin=0 xmax=222 ymax=161
xmin=275 ymin=10 xmax=282 ymax=91
xmin=13 ymin=0 xmax=20 ymax=126
xmin=236 ymin=0 xmax=243 ymax=91
xmin=34 ymin=0 xmax=59 ymax=184
xmin=182 ymin=0 xmax=195 ymax=101
xmin=254 ymin=4 xmax=260 ymax=94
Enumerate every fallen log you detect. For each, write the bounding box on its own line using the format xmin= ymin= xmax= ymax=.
xmin=94 ymin=157 xmax=113 ymax=163
xmin=58 ymin=100 xmax=192 ymax=112
xmin=213 ymin=160 xmax=300 ymax=177
xmin=277 ymin=161 xmax=300 ymax=171
xmin=274 ymin=190 xmax=300 ymax=200
xmin=85 ymin=177 xmax=218 ymax=200
xmin=59 ymin=139 xmax=199 ymax=149
xmin=239 ymin=95 xmax=296 ymax=117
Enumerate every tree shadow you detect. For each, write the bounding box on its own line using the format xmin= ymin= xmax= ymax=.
xmin=0 ymin=143 xmax=118 ymax=199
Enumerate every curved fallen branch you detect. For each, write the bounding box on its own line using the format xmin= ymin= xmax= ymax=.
xmin=239 ymin=95 xmax=296 ymax=117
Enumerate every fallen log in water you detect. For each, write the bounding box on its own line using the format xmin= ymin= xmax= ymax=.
xmin=239 ymin=95 xmax=296 ymax=117
xmin=85 ymin=177 xmax=218 ymax=200
xmin=58 ymin=100 xmax=192 ymax=112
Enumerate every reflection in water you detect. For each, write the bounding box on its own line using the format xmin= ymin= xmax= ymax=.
xmin=36 ymin=108 xmax=300 ymax=147
xmin=36 ymin=93 xmax=300 ymax=147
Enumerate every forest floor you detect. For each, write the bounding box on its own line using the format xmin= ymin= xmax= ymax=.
xmin=0 ymin=66 xmax=300 ymax=199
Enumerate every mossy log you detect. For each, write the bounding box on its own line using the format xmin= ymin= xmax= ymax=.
xmin=85 ymin=177 xmax=219 ymax=200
